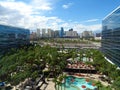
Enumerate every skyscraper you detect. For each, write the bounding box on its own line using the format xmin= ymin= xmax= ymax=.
xmin=102 ymin=6 xmax=120 ymax=67
xmin=37 ymin=28 xmax=40 ymax=38
xmin=65 ymin=29 xmax=78 ymax=38
xmin=54 ymin=30 xmax=59 ymax=38
xmin=59 ymin=27 xmax=64 ymax=38
xmin=42 ymin=28 xmax=46 ymax=37
xmin=47 ymin=28 xmax=54 ymax=38
xmin=82 ymin=31 xmax=94 ymax=39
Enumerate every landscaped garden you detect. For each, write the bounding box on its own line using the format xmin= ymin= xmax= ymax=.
xmin=0 ymin=43 xmax=120 ymax=90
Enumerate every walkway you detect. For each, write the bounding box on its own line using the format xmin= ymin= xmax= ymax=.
xmin=89 ymin=74 xmax=110 ymax=86
xmin=39 ymin=78 xmax=55 ymax=90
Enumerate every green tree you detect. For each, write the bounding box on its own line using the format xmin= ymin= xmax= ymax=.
xmin=95 ymin=81 xmax=102 ymax=90
xmin=112 ymin=76 xmax=120 ymax=90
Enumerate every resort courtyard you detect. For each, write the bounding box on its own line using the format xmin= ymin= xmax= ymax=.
xmin=0 ymin=45 xmax=119 ymax=90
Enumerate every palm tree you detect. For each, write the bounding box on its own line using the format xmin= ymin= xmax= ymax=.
xmin=63 ymin=74 xmax=67 ymax=90
xmin=0 ymin=44 xmax=68 ymax=90
xmin=95 ymin=81 xmax=102 ymax=90
xmin=79 ymin=50 xmax=83 ymax=62
xmin=53 ymin=77 xmax=58 ymax=90
xmin=78 ymin=50 xmax=83 ymax=74
xmin=112 ymin=76 xmax=120 ymax=90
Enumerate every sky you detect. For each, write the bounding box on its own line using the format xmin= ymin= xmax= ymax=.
xmin=0 ymin=0 xmax=120 ymax=33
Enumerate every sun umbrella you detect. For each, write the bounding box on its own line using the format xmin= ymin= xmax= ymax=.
xmin=82 ymin=85 xmax=86 ymax=88
xmin=86 ymin=79 xmax=90 ymax=82
xmin=92 ymin=83 xmax=95 ymax=86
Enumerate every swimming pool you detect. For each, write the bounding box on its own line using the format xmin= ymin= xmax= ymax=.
xmin=56 ymin=76 xmax=97 ymax=90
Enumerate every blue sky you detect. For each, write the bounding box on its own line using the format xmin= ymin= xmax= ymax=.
xmin=0 ymin=0 xmax=120 ymax=33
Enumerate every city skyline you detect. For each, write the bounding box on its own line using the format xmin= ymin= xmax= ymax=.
xmin=0 ymin=0 xmax=120 ymax=33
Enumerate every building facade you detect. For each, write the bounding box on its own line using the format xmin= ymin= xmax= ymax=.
xmin=59 ymin=27 xmax=64 ymax=38
xmin=41 ymin=28 xmax=45 ymax=37
xmin=30 ymin=32 xmax=37 ymax=40
xmin=65 ymin=29 xmax=78 ymax=38
xmin=0 ymin=24 xmax=30 ymax=53
xmin=37 ymin=28 xmax=41 ymax=38
xmin=47 ymin=28 xmax=54 ymax=38
xmin=54 ymin=30 xmax=59 ymax=38
xmin=102 ymin=6 xmax=120 ymax=67
xmin=82 ymin=31 xmax=94 ymax=39
xmin=94 ymin=33 xmax=101 ymax=40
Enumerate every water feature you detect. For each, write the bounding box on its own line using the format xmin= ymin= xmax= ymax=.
xmin=57 ymin=76 xmax=97 ymax=90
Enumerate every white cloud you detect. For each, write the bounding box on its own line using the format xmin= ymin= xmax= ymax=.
xmin=0 ymin=0 xmax=101 ymax=33
xmin=48 ymin=22 xmax=101 ymax=33
xmin=0 ymin=0 xmax=15 ymax=1
xmin=73 ymin=24 xmax=101 ymax=33
xmin=84 ymin=19 xmax=99 ymax=22
xmin=0 ymin=0 xmax=58 ymax=30
xmin=30 ymin=0 xmax=53 ymax=11
xmin=0 ymin=2 xmax=64 ymax=30
xmin=0 ymin=1 xmax=33 ymax=16
xmin=62 ymin=3 xmax=73 ymax=9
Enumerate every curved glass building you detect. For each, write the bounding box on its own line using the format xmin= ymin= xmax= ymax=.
xmin=102 ymin=6 xmax=120 ymax=67
xmin=0 ymin=24 xmax=30 ymax=54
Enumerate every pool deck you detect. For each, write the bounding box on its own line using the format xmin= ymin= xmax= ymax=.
xmin=89 ymin=74 xmax=110 ymax=86
xmin=39 ymin=74 xmax=110 ymax=90
xmin=70 ymin=73 xmax=110 ymax=86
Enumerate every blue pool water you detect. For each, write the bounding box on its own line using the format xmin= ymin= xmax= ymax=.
xmin=57 ymin=76 xmax=97 ymax=90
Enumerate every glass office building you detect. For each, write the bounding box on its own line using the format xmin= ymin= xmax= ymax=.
xmin=59 ymin=27 xmax=64 ymax=38
xmin=0 ymin=24 xmax=30 ymax=53
xmin=102 ymin=6 xmax=120 ymax=67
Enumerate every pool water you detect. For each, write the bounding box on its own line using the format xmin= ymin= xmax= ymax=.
xmin=57 ymin=76 xmax=97 ymax=90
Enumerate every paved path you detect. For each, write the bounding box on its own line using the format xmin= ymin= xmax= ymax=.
xmin=40 ymin=78 xmax=55 ymax=90
xmin=86 ymin=74 xmax=110 ymax=86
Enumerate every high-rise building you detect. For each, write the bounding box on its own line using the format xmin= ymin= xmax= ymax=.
xmin=42 ymin=28 xmax=46 ymax=37
xmin=65 ymin=28 xmax=78 ymax=38
xmin=96 ymin=33 xmax=101 ymax=37
xmin=94 ymin=33 xmax=101 ymax=40
xmin=59 ymin=27 xmax=64 ymax=38
xmin=0 ymin=24 xmax=30 ymax=54
xmin=37 ymin=28 xmax=40 ymax=38
xmin=54 ymin=30 xmax=59 ymax=38
xmin=82 ymin=31 xmax=94 ymax=39
xmin=47 ymin=28 xmax=54 ymax=38
xmin=30 ymin=32 xmax=37 ymax=40
xmin=102 ymin=6 xmax=120 ymax=67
